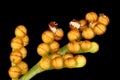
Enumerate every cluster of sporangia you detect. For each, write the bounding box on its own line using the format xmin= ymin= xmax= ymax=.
xmin=37 ymin=11 xmax=109 ymax=70
xmin=8 ymin=25 xmax=29 ymax=79
xmin=8 ymin=11 xmax=110 ymax=79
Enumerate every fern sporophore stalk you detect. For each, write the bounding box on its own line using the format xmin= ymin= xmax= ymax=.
xmin=8 ymin=11 xmax=110 ymax=80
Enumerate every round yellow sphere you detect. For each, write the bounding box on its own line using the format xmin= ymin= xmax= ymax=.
xmin=8 ymin=66 xmax=21 ymax=78
xmin=89 ymin=42 xmax=99 ymax=53
xmin=10 ymin=50 xmax=23 ymax=64
xmin=98 ymin=13 xmax=110 ymax=26
xmin=39 ymin=57 xmax=51 ymax=70
xmin=85 ymin=11 xmax=98 ymax=22
xmin=11 ymin=37 xmax=23 ymax=50
xmin=74 ymin=55 xmax=87 ymax=68
xmin=64 ymin=57 xmax=76 ymax=68
xmin=15 ymin=25 xmax=27 ymax=37
xmin=54 ymin=28 xmax=64 ymax=41
xmin=67 ymin=30 xmax=80 ymax=41
xmin=51 ymin=56 xmax=63 ymax=69
xmin=67 ymin=41 xmax=80 ymax=53
xmin=49 ymin=41 xmax=60 ymax=53
xmin=93 ymin=23 xmax=106 ymax=35
xmin=17 ymin=61 xmax=28 ymax=74
xmin=42 ymin=30 xmax=54 ymax=44
xmin=82 ymin=27 xmax=95 ymax=39
xmin=37 ymin=43 xmax=50 ymax=56
xmin=80 ymin=40 xmax=91 ymax=50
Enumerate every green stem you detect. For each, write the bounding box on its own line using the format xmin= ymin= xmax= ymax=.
xmin=18 ymin=44 xmax=69 ymax=80
xmin=18 ymin=43 xmax=93 ymax=80
xmin=58 ymin=44 xmax=69 ymax=55
xmin=12 ymin=78 xmax=18 ymax=80
xmin=19 ymin=62 xmax=44 ymax=80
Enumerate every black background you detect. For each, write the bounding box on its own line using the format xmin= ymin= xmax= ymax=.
xmin=0 ymin=1 xmax=115 ymax=80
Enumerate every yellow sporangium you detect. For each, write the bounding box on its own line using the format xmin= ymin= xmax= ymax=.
xmin=11 ymin=37 xmax=23 ymax=50
xmin=74 ymin=55 xmax=87 ymax=68
xmin=39 ymin=57 xmax=51 ymax=70
xmin=67 ymin=30 xmax=80 ymax=41
xmin=51 ymin=56 xmax=64 ymax=69
xmin=8 ymin=66 xmax=22 ymax=78
xmin=85 ymin=11 xmax=98 ymax=22
xmin=49 ymin=41 xmax=60 ymax=53
xmin=82 ymin=27 xmax=95 ymax=39
xmin=64 ymin=57 xmax=76 ymax=68
xmin=15 ymin=25 xmax=27 ymax=38
xmin=80 ymin=40 xmax=91 ymax=51
xmin=98 ymin=13 xmax=110 ymax=26
xmin=10 ymin=50 xmax=23 ymax=64
xmin=17 ymin=61 xmax=28 ymax=74
xmin=37 ymin=43 xmax=50 ymax=56
xmin=93 ymin=23 xmax=107 ymax=35
xmin=42 ymin=30 xmax=54 ymax=44
xmin=67 ymin=41 xmax=81 ymax=53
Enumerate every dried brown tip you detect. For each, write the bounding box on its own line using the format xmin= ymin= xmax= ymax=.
xmin=69 ymin=19 xmax=81 ymax=30
xmin=48 ymin=21 xmax=58 ymax=32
